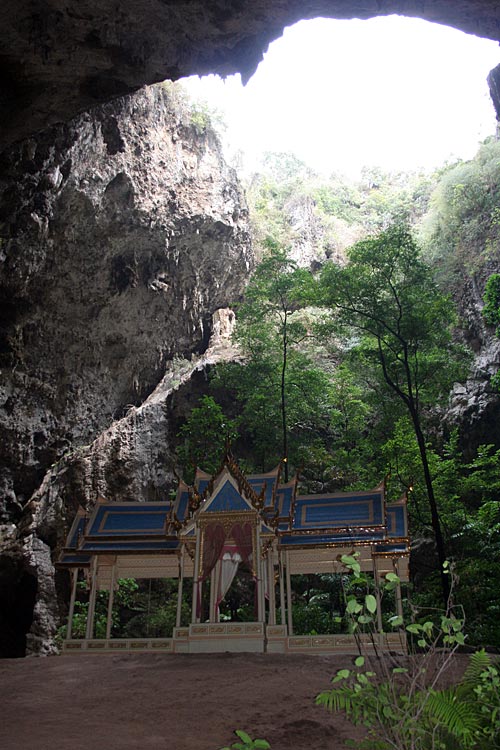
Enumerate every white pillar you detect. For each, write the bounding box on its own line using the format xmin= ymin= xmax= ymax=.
xmin=66 ymin=568 xmax=79 ymax=640
xmin=285 ymin=550 xmax=293 ymax=636
xmin=256 ymin=524 xmax=264 ymax=622
xmin=267 ymin=551 xmax=276 ymax=625
xmin=106 ymin=563 xmax=116 ymax=640
xmin=191 ymin=528 xmax=201 ymax=624
xmin=176 ymin=545 xmax=185 ymax=628
xmin=215 ymin=559 xmax=221 ymax=622
xmin=279 ymin=551 xmax=286 ymax=626
xmin=394 ymin=560 xmax=404 ymax=619
xmin=372 ymin=557 xmax=383 ymax=634
xmin=209 ymin=564 xmax=217 ymax=622
xmin=86 ymin=557 xmax=98 ymax=640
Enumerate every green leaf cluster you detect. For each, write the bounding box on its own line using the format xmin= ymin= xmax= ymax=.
xmin=219 ymin=729 xmax=271 ymax=750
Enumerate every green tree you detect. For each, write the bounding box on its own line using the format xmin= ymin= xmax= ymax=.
xmin=176 ymin=395 xmax=238 ymax=482
xmin=230 ymin=242 xmax=322 ymax=481
xmin=417 ymin=138 xmax=500 ymax=283
xmin=483 ymin=273 xmax=500 ymax=331
xmin=319 ymin=225 xmax=469 ymax=604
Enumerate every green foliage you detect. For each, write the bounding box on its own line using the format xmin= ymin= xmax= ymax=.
xmin=319 ymin=225 xmax=466 ymax=408
xmin=176 ymin=395 xmax=239 ymax=483
xmin=418 ymin=138 xmax=500 ymax=283
xmin=216 ymin=242 xmax=331 ymax=478
xmin=189 ymin=100 xmax=226 ymax=136
xmin=483 ymin=273 xmax=500 ymax=332
xmin=289 ymin=573 xmax=346 ymax=635
xmin=315 ymin=555 xmax=500 ymax=750
xmin=320 ymin=224 xmax=471 ymax=601
xmin=483 ymin=273 xmax=500 ymax=387
xmin=247 ymin=153 xmax=434 ymax=261
xmin=318 ymin=648 xmax=500 ymax=750
xmin=219 ymin=730 xmax=271 ymax=750
xmin=59 ymin=577 xmax=192 ymax=644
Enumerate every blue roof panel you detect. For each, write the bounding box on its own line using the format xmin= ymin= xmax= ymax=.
xmin=175 ymin=490 xmax=190 ymax=522
xmin=206 ymin=481 xmax=251 ymax=513
xmin=87 ymin=503 xmax=170 ymax=537
xmin=386 ymin=504 xmax=407 ymax=538
xmin=294 ymin=491 xmax=384 ymax=530
xmin=80 ymin=540 xmax=179 ymax=552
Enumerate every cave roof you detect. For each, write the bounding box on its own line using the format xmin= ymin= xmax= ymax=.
xmin=2 ymin=1 xmax=500 ymax=151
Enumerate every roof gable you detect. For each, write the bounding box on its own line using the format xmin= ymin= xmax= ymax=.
xmin=200 ymin=474 xmax=255 ymax=514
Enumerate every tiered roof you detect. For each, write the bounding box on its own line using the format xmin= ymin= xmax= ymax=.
xmin=58 ymin=456 xmax=409 ymax=567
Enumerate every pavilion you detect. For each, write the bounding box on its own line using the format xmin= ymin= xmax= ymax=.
xmin=58 ymin=454 xmax=409 ymax=654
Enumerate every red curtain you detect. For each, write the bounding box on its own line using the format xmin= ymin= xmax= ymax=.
xmin=201 ymin=523 xmax=226 ymax=581
xmin=197 ymin=521 xmax=256 ymax=618
xmin=231 ymin=522 xmax=254 ymax=574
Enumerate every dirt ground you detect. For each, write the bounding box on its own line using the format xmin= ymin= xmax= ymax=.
xmin=0 ymin=652 xmax=367 ymax=750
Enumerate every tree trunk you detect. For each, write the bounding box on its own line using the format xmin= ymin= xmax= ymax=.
xmin=281 ymin=323 xmax=288 ymax=482
xmin=409 ymin=404 xmax=450 ymax=607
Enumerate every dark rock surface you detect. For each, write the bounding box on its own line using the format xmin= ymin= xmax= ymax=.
xmin=0 ymin=85 xmax=251 ymax=654
xmin=2 ymin=1 xmax=500 ymax=152
xmin=448 ymin=264 xmax=500 ymax=455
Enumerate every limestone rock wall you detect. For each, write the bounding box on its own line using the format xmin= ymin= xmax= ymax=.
xmin=0 ymin=85 xmax=252 ymax=655
xmin=448 ymin=263 xmax=500 ymax=454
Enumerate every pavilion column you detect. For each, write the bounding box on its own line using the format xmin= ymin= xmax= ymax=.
xmin=394 ymin=559 xmax=404 ymax=620
xmin=209 ymin=563 xmax=217 ymax=622
xmin=267 ymin=551 xmax=276 ymax=625
xmin=66 ymin=568 xmax=79 ymax=640
xmin=215 ymin=559 xmax=221 ymax=622
xmin=191 ymin=528 xmax=201 ymax=624
xmin=176 ymin=545 xmax=185 ymax=629
xmin=106 ymin=561 xmax=116 ymax=640
xmin=85 ymin=557 xmax=98 ymax=640
xmin=256 ymin=524 xmax=264 ymax=622
xmin=372 ymin=556 xmax=384 ymax=635
xmin=279 ymin=550 xmax=286 ymax=626
xmin=285 ymin=550 xmax=293 ymax=636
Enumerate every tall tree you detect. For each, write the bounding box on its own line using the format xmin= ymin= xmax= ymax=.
xmin=229 ymin=241 xmax=323 ymax=481
xmin=320 ymin=225 xmax=469 ymax=604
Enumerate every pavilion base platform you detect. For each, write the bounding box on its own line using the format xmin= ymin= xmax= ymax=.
xmin=61 ymin=626 xmax=406 ymax=655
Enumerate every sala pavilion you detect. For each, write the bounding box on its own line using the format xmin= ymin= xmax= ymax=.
xmin=58 ymin=453 xmax=409 ymax=654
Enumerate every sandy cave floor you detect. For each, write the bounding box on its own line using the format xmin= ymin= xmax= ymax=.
xmin=0 ymin=652 xmax=368 ymax=750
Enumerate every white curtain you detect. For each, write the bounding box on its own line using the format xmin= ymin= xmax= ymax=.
xmin=216 ymin=550 xmax=242 ymax=611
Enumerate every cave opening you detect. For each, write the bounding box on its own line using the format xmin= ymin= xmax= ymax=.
xmin=182 ymin=16 xmax=500 ymax=180
xmin=1 ymin=5 xmax=500 ymax=661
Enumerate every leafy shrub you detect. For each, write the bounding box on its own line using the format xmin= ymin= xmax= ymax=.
xmin=219 ymin=730 xmax=270 ymax=750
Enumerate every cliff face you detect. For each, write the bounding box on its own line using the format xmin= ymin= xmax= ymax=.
xmin=0 ymin=85 xmax=252 ymax=655
xmin=448 ymin=263 xmax=500 ymax=454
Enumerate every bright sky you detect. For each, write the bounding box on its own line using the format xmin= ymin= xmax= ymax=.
xmin=182 ymin=15 xmax=500 ymax=179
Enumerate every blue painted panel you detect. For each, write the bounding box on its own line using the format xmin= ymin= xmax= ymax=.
xmin=81 ymin=540 xmax=179 ymax=551
xmin=197 ymin=479 xmax=210 ymax=494
xmin=59 ymin=553 xmax=91 ymax=565
xmin=386 ymin=505 xmax=407 ymax=537
xmin=88 ymin=504 xmax=170 ymax=536
xmin=294 ymin=493 xmax=383 ymax=529
xmin=248 ymin=477 xmax=275 ymax=504
xmin=176 ymin=491 xmax=190 ymax=522
xmin=206 ymin=481 xmax=250 ymax=512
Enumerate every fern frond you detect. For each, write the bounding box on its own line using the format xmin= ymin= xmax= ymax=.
xmin=425 ymin=688 xmax=481 ymax=742
xmin=316 ymin=687 xmax=355 ymax=715
xmin=461 ymin=649 xmax=493 ymax=687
